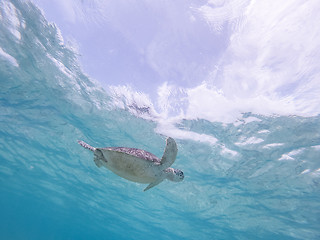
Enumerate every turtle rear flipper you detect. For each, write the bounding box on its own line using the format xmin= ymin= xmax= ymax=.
xmin=94 ymin=149 xmax=104 ymax=168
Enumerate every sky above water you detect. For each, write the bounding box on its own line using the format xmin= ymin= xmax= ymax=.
xmin=31 ymin=0 xmax=320 ymax=122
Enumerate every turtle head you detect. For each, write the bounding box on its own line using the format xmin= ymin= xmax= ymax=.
xmin=165 ymin=168 xmax=184 ymax=182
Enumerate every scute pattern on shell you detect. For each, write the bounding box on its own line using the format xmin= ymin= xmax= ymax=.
xmin=104 ymin=147 xmax=161 ymax=163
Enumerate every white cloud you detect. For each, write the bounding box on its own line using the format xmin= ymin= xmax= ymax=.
xmin=155 ymin=0 xmax=320 ymax=123
xmin=183 ymin=82 xmax=299 ymax=123
xmin=210 ymin=0 xmax=320 ymax=115
xmin=32 ymin=0 xmax=320 ymax=134
xmin=198 ymin=0 xmax=250 ymax=32
xmin=105 ymin=0 xmax=320 ymax=127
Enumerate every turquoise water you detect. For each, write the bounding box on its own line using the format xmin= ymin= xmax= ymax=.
xmin=1 ymin=1 xmax=320 ymax=239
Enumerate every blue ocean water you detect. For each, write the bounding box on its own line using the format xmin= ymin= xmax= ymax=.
xmin=1 ymin=1 xmax=320 ymax=239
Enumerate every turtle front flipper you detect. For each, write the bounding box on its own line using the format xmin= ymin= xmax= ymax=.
xmin=160 ymin=137 xmax=177 ymax=170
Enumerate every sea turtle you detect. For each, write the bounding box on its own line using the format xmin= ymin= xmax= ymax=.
xmin=78 ymin=137 xmax=184 ymax=191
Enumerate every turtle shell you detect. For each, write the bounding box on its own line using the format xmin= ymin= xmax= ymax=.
xmin=103 ymin=147 xmax=161 ymax=164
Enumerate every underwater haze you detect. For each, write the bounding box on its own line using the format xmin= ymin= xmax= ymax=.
xmin=1 ymin=0 xmax=320 ymax=239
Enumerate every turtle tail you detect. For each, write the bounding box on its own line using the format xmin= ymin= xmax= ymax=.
xmin=78 ymin=140 xmax=96 ymax=152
